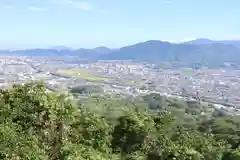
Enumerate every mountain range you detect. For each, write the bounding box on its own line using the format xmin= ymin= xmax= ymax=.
xmin=1 ymin=38 xmax=240 ymax=68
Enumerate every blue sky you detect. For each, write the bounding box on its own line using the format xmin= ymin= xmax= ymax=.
xmin=0 ymin=0 xmax=239 ymax=49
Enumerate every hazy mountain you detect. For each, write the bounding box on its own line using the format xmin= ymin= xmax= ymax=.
xmin=70 ymin=47 xmax=112 ymax=59
xmin=220 ymin=40 xmax=240 ymax=48
xmin=0 ymin=47 xmax=111 ymax=58
xmin=184 ymin=38 xmax=240 ymax=48
xmin=51 ymin=45 xmax=71 ymax=51
xmin=100 ymin=40 xmax=240 ymax=67
xmin=183 ymin=38 xmax=215 ymax=45
xmin=2 ymin=39 xmax=240 ymax=68
xmin=92 ymin=47 xmax=112 ymax=54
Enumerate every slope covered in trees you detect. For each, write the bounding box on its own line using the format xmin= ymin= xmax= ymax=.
xmin=0 ymin=82 xmax=239 ymax=159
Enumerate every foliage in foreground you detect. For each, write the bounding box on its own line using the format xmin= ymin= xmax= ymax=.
xmin=0 ymin=82 xmax=239 ymax=160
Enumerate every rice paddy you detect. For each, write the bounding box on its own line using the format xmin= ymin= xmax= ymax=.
xmin=57 ymin=68 xmax=108 ymax=81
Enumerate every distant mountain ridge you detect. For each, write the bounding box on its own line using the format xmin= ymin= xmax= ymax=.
xmin=0 ymin=47 xmax=113 ymax=58
xmin=184 ymin=38 xmax=240 ymax=48
xmin=183 ymin=38 xmax=215 ymax=45
xmin=51 ymin=45 xmax=72 ymax=51
xmin=100 ymin=40 xmax=240 ymax=67
xmin=1 ymin=38 xmax=240 ymax=68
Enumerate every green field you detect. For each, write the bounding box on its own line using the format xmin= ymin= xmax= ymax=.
xmin=125 ymin=80 xmax=138 ymax=85
xmin=57 ymin=68 xmax=108 ymax=81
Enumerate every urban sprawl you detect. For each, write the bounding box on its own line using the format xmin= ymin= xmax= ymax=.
xmin=1 ymin=56 xmax=240 ymax=115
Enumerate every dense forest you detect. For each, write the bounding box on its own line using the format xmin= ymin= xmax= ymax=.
xmin=0 ymin=82 xmax=240 ymax=159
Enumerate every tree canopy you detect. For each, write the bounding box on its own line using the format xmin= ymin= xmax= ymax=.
xmin=0 ymin=82 xmax=239 ymax=159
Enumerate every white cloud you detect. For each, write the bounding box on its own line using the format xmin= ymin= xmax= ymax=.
xmin=1 ymin=5 xmax=14 ymax=9
xmin=27 ymin=6 xmax=47 ymax=12
xmin=179 ymin=38 xmax=197 ymax=43
xmin=1 ymin=4 xmax=47 ymax=12
xmin=164 ymin=40 xmax=179 ymax=43
xmin=66 ymin=0 xmax=91 ymax=10
xmin=53 ymin=0 xmax=92 ymax=10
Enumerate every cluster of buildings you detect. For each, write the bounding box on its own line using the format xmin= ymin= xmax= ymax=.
xmin=1 ymin=56 xmax=240 ymax=115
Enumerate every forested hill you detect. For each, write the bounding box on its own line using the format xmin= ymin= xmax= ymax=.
xmin=0 ymin=82 xmax=239 ymax=159
xmin=100 ymin=40 xmax=240 ymax=67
